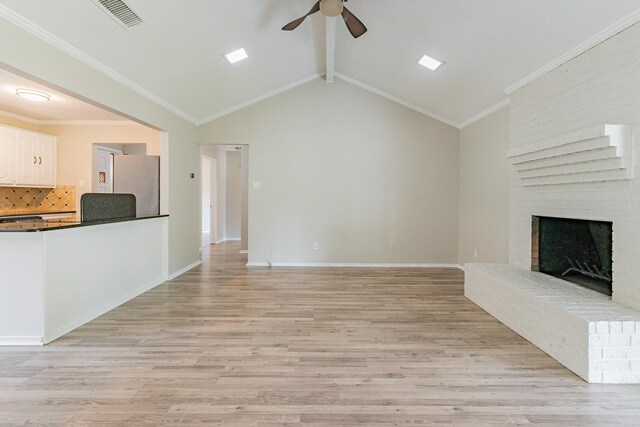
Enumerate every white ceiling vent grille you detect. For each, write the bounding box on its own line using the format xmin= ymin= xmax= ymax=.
xmin=92 ymin=0 xmax=143 ymax=29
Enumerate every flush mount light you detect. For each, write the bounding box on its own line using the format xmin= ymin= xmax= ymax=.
xmin=418 ymin=54 xmax=445 ymax=71
xmin=224 ymin=48 xmax=248 ymax=64
xmin=15 ymin=88 xmax=51 ymax=102
xmin=320 ymin=0 xmax=343 ymax=17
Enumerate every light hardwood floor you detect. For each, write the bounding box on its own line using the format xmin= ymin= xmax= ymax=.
xmin=1 ymin=242 xmax=640 ymax=425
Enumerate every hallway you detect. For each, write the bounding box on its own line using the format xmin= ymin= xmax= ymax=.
xmin=1 ymin=242 xmax=639 ymax=424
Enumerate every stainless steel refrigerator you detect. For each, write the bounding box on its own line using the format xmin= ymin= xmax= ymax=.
xmin=112 ymin=154 xmax=160 ymax=217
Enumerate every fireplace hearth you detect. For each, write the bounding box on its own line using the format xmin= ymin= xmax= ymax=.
xmin=532 ymin=216 xmax=613 ymax=296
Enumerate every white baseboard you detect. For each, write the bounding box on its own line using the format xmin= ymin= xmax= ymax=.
xmin=168 ymin=260 xmax=202 ymax=280
xmin=44 ymin=275 xmax=166 ymax=344
xmin=239 ymin=250 xmax=248 ymax=254
xmin=215 ymin=238 xmax=240 ymax=244
xmin=246 ymin=262 xmax=463 ymax=269
xmin=0 ymin=336 xmax=43 ymax=346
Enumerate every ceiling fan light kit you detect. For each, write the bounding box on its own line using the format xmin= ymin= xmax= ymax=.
xmin=320 ymin=0 xmax=343 ymax=17
xmin=282 ymin=0 xmax=367 ymax=38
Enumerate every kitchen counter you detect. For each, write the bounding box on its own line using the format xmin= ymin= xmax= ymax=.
xmin=0 ymin=209 xmax=76 ymax=218
xmin=0 ymin=215 xmax=169 ymax=345
xmin=0 ymin=214 xmax=168 ymax=232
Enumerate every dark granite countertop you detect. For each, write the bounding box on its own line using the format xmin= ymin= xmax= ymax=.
xmin=0 ymin=210 xmax=76 ymax=218
xmin=0 ymin=215 xmax=168 ymax=232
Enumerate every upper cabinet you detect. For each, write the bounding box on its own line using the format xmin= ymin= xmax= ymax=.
xmin=0 ymin=127 xmax=16 ymax=186
xmin=0 ymin=125 xmax=56 ymax=188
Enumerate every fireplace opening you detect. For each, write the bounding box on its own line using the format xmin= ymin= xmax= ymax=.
xmin=532 ymin=216 xmax=612 ymax=296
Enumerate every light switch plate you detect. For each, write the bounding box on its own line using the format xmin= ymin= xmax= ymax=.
xmin=252 ymin=181 xmax=261 ymax=190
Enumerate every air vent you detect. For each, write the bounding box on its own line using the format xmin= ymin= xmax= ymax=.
xmin=92 ymin=0 xmax=143 ymax=29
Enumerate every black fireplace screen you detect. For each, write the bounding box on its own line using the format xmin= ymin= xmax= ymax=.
xmin=532 ymin=216 xmax=612 ymax=296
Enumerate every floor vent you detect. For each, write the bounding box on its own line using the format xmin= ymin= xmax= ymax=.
xmin=93 ymin=0 xmax=143 ymax=28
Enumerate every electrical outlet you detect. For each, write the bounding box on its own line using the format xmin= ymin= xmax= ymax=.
xmin=474 ymin=249 xmax=479 ymax=258
xmin=313 ymin=242 xmax=319 ymax=250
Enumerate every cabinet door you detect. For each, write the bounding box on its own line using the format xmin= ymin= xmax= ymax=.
xmin=16 ymin=132 xmax=37 ymax=186
xmin=36 ymin=135 xmax=56 ymax=187
xmin=0 ymin=127 xmax=16 ymax=185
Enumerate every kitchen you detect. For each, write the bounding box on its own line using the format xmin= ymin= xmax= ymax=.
xmin=0 ymin=68 xmax=169 ymax=345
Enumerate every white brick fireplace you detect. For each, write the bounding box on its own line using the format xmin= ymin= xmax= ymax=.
xmin=465 ymin=21 xmax=640 ymax=383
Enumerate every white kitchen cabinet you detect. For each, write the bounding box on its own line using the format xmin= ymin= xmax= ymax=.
xmin=0 ymin=126 xmax=16 ymax=185
xmin=36 ymin=134 xmax=56 ymax=187
xmin=16 ymin=131 xmax=38 ymax=186
xmin=0 ymin=125 xmax=56 ymax=188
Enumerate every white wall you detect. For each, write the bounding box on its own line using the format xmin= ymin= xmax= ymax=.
xmin=508 ymin=20 xmax=640 ymax=310
xmin=199 ymin=78 xmax=460 ymax=265
xmin=226 ymin=151 xmax=242 ymax=239
xmin=458 ymin=107 xmax=510 ymax=265
xmin=0 ymin=17 xmax=201 ymax=274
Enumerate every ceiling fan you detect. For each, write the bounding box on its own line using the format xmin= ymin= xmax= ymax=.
xmin=282 ymin=0 xmax=367 ymax=38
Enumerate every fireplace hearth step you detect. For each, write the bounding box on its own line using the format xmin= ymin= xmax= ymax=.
xmin=464 ymin=263 xmax=640 ymax=384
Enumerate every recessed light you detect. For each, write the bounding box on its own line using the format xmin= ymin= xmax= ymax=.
xmin=418 ymin=54 xmax=444 ymax=71
xmin=15 ymin=88 xmax=51 ymax=102
xmin=224 ymin=48 xmax=248 ymax=64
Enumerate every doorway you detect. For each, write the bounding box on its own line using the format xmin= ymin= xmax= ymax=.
xmin=199 ymin=144 xmax=248 ymax=255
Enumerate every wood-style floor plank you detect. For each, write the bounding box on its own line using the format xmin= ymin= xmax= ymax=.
xmin=1 ymin=241 xmax=639 ymax=425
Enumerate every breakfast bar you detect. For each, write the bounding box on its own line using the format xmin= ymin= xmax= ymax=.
xmin=0 ymin=215 xmax=168 ymax=345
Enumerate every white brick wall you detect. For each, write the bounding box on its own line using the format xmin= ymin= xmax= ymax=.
xmin=509 ymin=20 xmax=640 ymax=311
xmin=464 ymin=22 xmax=640 ymax=383
xmin=465 ymin=264 xmax=640 ymax=383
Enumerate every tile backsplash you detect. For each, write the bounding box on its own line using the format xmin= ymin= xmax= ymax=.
xmin=0 ymin=186 xmax=76 ymax=214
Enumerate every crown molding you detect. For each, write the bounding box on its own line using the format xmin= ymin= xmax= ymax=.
xmin=196 ymin=73 xmax=324 ymax=125
xmin=0 ymin=109 xmax=134 ymax=126
xmin=0 ymin=108 xmax=40 ymax=124
xmin=504 ymin=7 xmax=640 ymax=95
xmin=0 ymin=5 xmax=200 ymax=125
xmin=334 ymin=72 xmax=461 ymax=129
xmin=39 ymin=120 xmax=136 ymax=126
xmin=459 ymin=98 xmax=510 ymax=129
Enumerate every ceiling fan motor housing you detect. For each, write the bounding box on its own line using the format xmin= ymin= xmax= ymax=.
xmin=320 ymin=0 xmax=343 ymax=17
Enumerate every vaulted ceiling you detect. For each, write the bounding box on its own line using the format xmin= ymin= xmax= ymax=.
xmin=1 ymin=0 xmax=639 ymax=127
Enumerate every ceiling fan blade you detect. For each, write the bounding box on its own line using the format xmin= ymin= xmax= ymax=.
xmin=341 ymin=6 xmax=367 ymax=38
xmin=282 ymin=1 xmax=321 ymax=31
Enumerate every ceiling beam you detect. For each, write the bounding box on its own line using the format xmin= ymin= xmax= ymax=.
xmin=325 ymin=16 xmax=336 ymax=82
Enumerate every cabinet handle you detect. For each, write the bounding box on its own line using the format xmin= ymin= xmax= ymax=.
xmin=38 ymin=157 xmax=42 ymax=165
xmin=33 ymin=156 xmax=37 ymax=164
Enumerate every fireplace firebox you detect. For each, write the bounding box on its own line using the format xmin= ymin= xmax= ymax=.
xmin=531 ymin=216 xmax=613 ymax=296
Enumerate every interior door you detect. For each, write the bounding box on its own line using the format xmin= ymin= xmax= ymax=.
xmin=95 ymin=148 xmax=114 ymax=193
xmin=201 ymin=157 xmax=211 ymax=247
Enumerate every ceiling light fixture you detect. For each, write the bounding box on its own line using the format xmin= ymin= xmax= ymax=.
xmin=15 ymin=88 xmax=51 ymax=102
xmin=320 ymin=0 xmax=343 ymax=17
xmin=419 ymin=54 xmax=444 ymax=71
xmin=224 ymin=48 xmax=248 ymax=64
